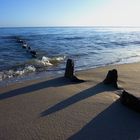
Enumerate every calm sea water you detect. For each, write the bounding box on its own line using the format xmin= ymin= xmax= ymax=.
xmin=1 ymin=27 xmax=140 ymax=85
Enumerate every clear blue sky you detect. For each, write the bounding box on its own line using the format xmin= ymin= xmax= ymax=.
xmin=0 ymin=0 xmax=140 ymax=27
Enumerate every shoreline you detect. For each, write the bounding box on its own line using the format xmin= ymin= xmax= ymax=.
xmin=1 ymin=62 xmax=140 ymax=139
xmin=1 ymin=61 xmax=140 ymax=88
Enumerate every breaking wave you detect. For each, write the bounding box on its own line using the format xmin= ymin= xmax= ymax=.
xmin=0 ymin=56 xmax=65 ymax=81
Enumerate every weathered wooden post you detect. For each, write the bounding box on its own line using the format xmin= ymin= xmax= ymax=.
xmin=103 ymin=69 xmax=118 ymax=88
xmin=64 ymin=59 xmax=74 ymax=78
xmin=64 ymin=59 xmax=85 ymax=83
xmin=120 ymin=90 xmax=140 ymax=112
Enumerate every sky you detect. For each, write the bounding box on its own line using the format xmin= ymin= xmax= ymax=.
xmin=0 ymin=0 xmax=140 ymax=27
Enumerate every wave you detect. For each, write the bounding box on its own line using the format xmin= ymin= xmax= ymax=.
xmin=0 ymin=35 xmax=66 ymax=81
xmin=0 ymin=55 xmax=66 ymax=81
xmin=103 ymin=54 xmax=140 ymax=66
xmin=96 ymin=40 xmax=140 ymax=47
xmin=0 ymin=65 xmax=36 ymax=81
xmin=58 ymin=36 xmax=84 ymax=40
xmin=115 ymin=55 xmax=140 ymax=64
xmin=130 ymin=41 xmax=140 ymax=45
xmin=111 ymin=41 xmax=140 ymax=46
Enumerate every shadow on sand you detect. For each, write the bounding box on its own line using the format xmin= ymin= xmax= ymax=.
xmin=0 ymin=77 xmax=76 ymax=100
xmin=68 ymin=100 xmax=140 ymax=140
xmin=41 ymin=82 xmax=116 ymax=117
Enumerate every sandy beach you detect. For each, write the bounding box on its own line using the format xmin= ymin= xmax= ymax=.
xmin=0 ymin=62 xmax=140 ymax=140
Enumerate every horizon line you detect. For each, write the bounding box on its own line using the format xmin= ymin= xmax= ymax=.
xmin=1 ymin=25 xmax=140 ymax=28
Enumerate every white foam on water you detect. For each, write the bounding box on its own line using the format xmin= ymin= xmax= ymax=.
xmin=0 ymin=55 xmax=66 ymax=82
xmin=0 ymin=72 xmax=3 ymax=81
xmin=35 ymin=55 xmax=65 ymax=67
xmin=14 ymin=65 xmax=36 ymax=76
xmin=52 ymin=56 xmax=66 ymax=61
xmin=36 ymin=56 xmax=53 ymax=66
xmin=0 ymin=65 xmax=36 ymax=81
xmin=15 ymin=70 xmax=25 ymax=76
xmin=24 ymin=65 xmax=36 ymax=72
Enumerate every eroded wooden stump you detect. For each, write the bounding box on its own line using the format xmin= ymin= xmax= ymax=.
xmin=64 ymin=59 xmax=85 ymax=83
xmin=120 ymin=90 xmax=140 ymax=112
xmin=103 ymin=69 xmax=118 ymax=88
xmin=64 ymin=59 xmax=74 ymax=79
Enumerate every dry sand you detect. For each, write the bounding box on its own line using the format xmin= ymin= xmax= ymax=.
xmin=0 ymin=62 xmax=140 ymax=140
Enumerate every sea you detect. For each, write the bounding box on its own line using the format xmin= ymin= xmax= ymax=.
xmin=1 ymin=27 xmax=140 ymax=86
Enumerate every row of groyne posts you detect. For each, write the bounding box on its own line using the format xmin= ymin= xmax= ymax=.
xmin=15 ymin=36 xmax=37 ymax=58
xmin=65 ymin=59 xmax=140 ymax=113
xmin=14 ymin=36 xmax=140 ymax=113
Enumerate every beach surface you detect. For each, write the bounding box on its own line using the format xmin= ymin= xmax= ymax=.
xmin=0 ymin=62 xmax=140 ymax=140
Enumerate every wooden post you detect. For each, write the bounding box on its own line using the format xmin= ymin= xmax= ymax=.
xmin=64 ymin=59 xmax=74 ymax=78
xmin=64 ymin=59 xmax=85 ymax=83
xmin=103 ymin=69 xmax=118 ymax=88
xmin=120 ymin=90 xmax=140 ymax=112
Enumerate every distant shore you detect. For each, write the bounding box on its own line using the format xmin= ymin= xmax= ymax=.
xmin=0 ymin=62 xmax=140 ymax=140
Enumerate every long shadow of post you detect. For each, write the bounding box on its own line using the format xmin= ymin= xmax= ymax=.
xmin=41 ymin=83 xmax=116 ymax=117
xmin=0 ymin=77 xmax=72 ymax=100
xmin=68 ymin=100 xmax=140 ymax=140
